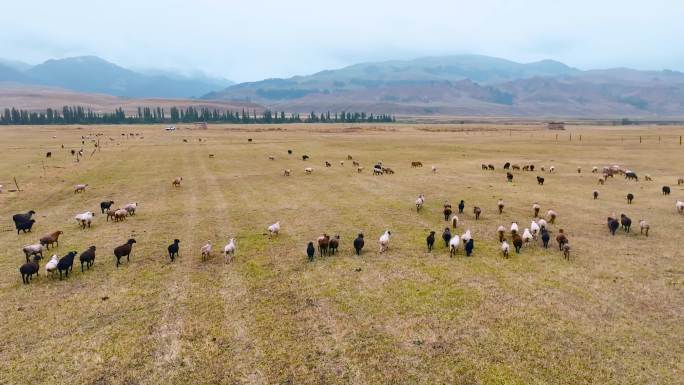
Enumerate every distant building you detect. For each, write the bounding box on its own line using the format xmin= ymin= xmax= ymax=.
xmin=547 ymin=122 xmax=565 ymax=130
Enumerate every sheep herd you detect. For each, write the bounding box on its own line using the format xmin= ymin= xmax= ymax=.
xmin=8 ymin=147 xmax=684 ymax=285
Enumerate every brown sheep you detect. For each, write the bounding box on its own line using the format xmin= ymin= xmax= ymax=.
xmin=172 ymin=177 xmax=183 ymax=187
xmin=40 ymin=231 xmax=63 ymax=250
xmin=473 ymin=206 xmax=482 ymax=220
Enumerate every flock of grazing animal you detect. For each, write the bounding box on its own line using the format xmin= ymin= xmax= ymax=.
xmin=7 ymin=143 xmax=684 ymax=284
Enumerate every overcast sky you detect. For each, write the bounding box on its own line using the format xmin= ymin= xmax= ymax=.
xmin=1 ymin=0 xmax=682 ymax=82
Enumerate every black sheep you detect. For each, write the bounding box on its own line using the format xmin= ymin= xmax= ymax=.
xmin=19 ymin=255 xmax=42 ymax=284
xmin=12 ymin=210 xmax=36 ymax=224
xmin=620 ymin=214 xmax=632 ymax=232
xmin=443 ymin=207 xmax=452 ymax=221
xmin=57 ymin=251 xmax=77 ymax=279
xmin=15 ymin=219 xmax=36 ymax=234
xmin=306 ymin=242 xmax=315 ymax=262
xmin=506 ymin=172 xmax=513 ymax=182
xmin=168 ymin=239 xmax=180 ymax=262
xmin=465 ymin=239 xmax=474 ymax=256
xmin=114 ymin=239 xmax=137 ymax=267
xmin=80 ymin=246 xmax=96 ymax=272
xmin=302 ymin=155 xmax=309 ymax=161
xmin=442 ymin=228 xmax=451 ymax=248
xmin=607 ymin=218 xmax=619 ymax=235
xmin=353 ymin=234 xmax=365 ymax=255
xmin=329 ymin=235 xmax=340 ymax=255
xmin=593 ymin=191 xmax=599 ymax=200
xmin=537 ymin=176 xmax=545 ymax=185
xmin=530 ymin=165 xmax=535 ymax=171
xmin=458 ymin=200 xmax=465 ymax=214
xmin=512 ymin=234 xmax=523 ymax=254
xmin=100 ymin=200 xmax=115 ymax=214
xmin=287 ymin=150 xmax=293 ymax=154
xmin=662 ymin=186 xmax=671 ymax=195
xmin=541 ymin=229 xmax=550 ymax=248
xmin=426 ymin=231 xmax=435 ymax=252
xmin=625 ymin=172 xmax=638 ymax=181
xmin=627 ymin=193 xmax=634 ymax=204
xmin=503 ymin=162 xmax=511 ymax=169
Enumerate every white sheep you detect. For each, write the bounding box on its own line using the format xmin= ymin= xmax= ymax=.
xmin=124 ymin=202 xmax=138 ymax=215
xmin=510 ymin=222 xmax=519 ymax=234
xmin=532 ymin=203 xmax=541 ymax=217
xmin=549 ymin=166 xmax=555 ymax=173
xmin=547 ymin=210 xmax=558 ymax=224
xmin=74 ymin=183 xmax=88 ymax=193
xmin=415 ymin=194 xmax=425 ymax=212
xmin=461 ymin=229 xmax=471 ymax=244
xmin=451 ymin=214 xmax=459 ymax=229
xmin=268 ymin=221 xmax=280 ymax=237
xmin=304 ymin=167 xmax=313 ymax=174
xmin=201 ymin=241 xmax=212 ymax=261
xmin=0 ymin=184 xmax=3 ymax=193
xmin=592 ymin=166 xmax=599 ymax=173
xmin=75 ymin=211 xmax=95 ymax=228
xmin=224 ymin=238 xmax=236 ymax=263
xmin=283 ymin=169 xmax=291 ymax=176
xmin=45 ymin=254 xmax=59 ymax=277
xmin=639 ymin=220 xmax=650 ymax=236
xmin=530 ymin=221 xmax=540 ymax=238
xmin=677 ymin=200 xmax=684 ymax=214
xmin=340 ymin=161 xmax=344 ymax=166
xmin=22 ymin=243 xmax=43 ymax=260
xmin=431 ymin=166 xmax=437 ymax=174
xmin=522 ymin=228 xmax=533 ymax=243
xmin=449 ymin=235 xmax=460 ymax=257
xmin=378 ymin=230 xmax=391 ymax=253
xmin=501 ymin=241 xmax=510 ymax=258
xmin=537 ymin=218 xmax=548 ymax=229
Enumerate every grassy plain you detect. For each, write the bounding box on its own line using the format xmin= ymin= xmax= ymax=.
xmin=0 ymin=123 xmax=682 ymax=385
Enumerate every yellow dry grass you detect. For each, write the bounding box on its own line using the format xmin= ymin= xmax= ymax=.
xmin=0 ymin=123 xmax=682 ymax=385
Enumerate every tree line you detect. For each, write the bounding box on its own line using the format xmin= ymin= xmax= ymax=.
xmin=0 ymin=106 xmax=395 ymax=125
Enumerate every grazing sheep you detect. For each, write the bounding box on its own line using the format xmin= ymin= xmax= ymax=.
xmin=19 ymin=255 xmax=42 ymax=284
xmin=598 ymin=177 xmax=605 ymax=185
xmin=124 ymin=202 xmax=138 ymax=216
xmin=678 ymin=178 xmax=684 ymax=185
xmin=80 ymin=246 xmax=96 ymax=272
xmin=56 ymin=251 xmax=77 ymax=279
xmin=0 ymin=184 xmax=3 ymax=193
xmin=426 ymin=231 xmax=436 ymax=252
xmin=268 ymin=221 xmax=281 ymax=237
xmin=592 ymin=166 xmax=599 ymax=173
xmin=373 ymin=165 xmax=383 ymax=175
xmin=506 ymin=172 xmax=513 ymax=182
xmin=112 ymin=208 xmax=128 ymax=222
xmin=288 ymin=150 xmax=293 ymax=154
xmin=549 ymin=166 xmax=556 ymax=173
xmin=347 ymin=155 xmax=353 ymax=160
xmin=501 ymin=241 xmax=510 ymax=258
xmin=537 ymin=218 xmax=548 ymax=230
xmin=577 ymin=167 xmax=582 ymax=174
xmin=443 ymin=206 xmax=452 ymax=221
xmin=530 ymin=221 xmax=540 ymax=238
xmin=168 ymin=239 xmax=180 ymax=262
xmin=533 ymin=203 xmax=541 ymax=217
xmin=100 ymin=200 xmax=114 ymax=214
xmin=353 ymin=161 xmax=360 ymax=167
xmin=620 ymin=214 xmax=632 ymax=232
xmin=283 ymin=169 xmax=291 ymax=176
xmin=209 ymin=154 xmax=215 ymax=158
xmin=13 ymin=210 xmax=36 ymax=224
xmin=201 ymin=241 xmax=212 ymax=261
xmin=302 ymin=155 xmax=309 ymax=161
xmin=340 ymin=161 xmax=344 ymax=166
xmin=503 ymin=162 xmax=511 ymax=169
xmin=46 ymin=151 xmax=52 ymax=158
xmin=306 ymin=242 xmax=315 ymax=262
xmin=114 ymin=239 xmax=136 ymax=267
xmin=644 ymin=174 xmax=652 ymax=181
xmin=23 ymin=243 xmax=44 ymax=262
xmin=473 ymin=206 xmax=482 ymax=220
xmin=442 ymin=228 xmax=452 ymax=247
xmin=415 ymin=194 xmax=425 ymax=212
xmin=510 ymin=222 xmax=519 ymax=234
xmin=74 ymin=184 xmax=88 ymax=193
xmin=677 ymin=200 xmax=684 ymax=214
xmin=458 ymin=200 xmax=465 ymax=214
xmin=662 ymin=186 xmax=670 ymax=195
xmin=497 ymin=199 xmax=504 ymax=214
xmin=304 ymin=167 xmax=313 ymax=174
xmin=317 ymin=234 xmax=330 ymax=257
xmin=593 ymin=190 xmax=599 ymax=200
xmin=378 ymin=230 xmax=391 ymax=253
xmin=45 ymin=254 xmax=59 ymax=277
xmin=547 ymin=210 xmax=557 ymax=224
xmin=607 ymin=217 xmax=619 ymax=235
xmin=269 ymin=156 xmax=275 ymax=161
xmin=431 ymin=165 xmax=437 ymax=174
xmin=224 ymin=238 xmax=236 ymax=263
xmin=449 ymin=235 xmax=460 ymax=257
xmin=40 ymin=230 xmax=63 ymax=249
xmin=462 ymin=229 xmax=472 ymax=244
xmin=625 ymin=171 xmax=638 ymax=181
xmin=541 ymin=228 xmax=550 ymax=248
xmin=15 ymin=219 xmax=36 ymax=234
xmin=537 ymin=176 xmax=545 ymax=185
xmin=329 ymin=235 xmax=340 ymax=255
xmin=512 ymin=234 xmax=523 ymax=254
xmin=627 ymin=193 xmax=634 ymax=204
xmin=450 ymin=214 xmax=459 ymax=229
xmin=481 ymin=164 xmax=488 ymax=170
xmin=357 ymin=167 xmax=364 ymax=173
xmin=411 ymin=161 xmax=423 ymax=168
xmin=75 ymin=211 xmax=95 ymax=228
xmin=512 ymin=164 xmax=521 ymax=171
xmin=522 ymin=228 xmax=533 ymax=244
xmin=172 ymin=177 xmax=183 ymax=187
xmin=639 ymin=220 xmax=650 ymax=236
xmin=444 ymin=200 xmax=452 ymax=210
xmin=465 ymin=239 xmax=474 ymax=256
xmin=354 ymin=234 xmax=365 ymax=255
xmin=497 ymin=225 xmax=505 ymax=242
xmin=382 ymin=167 xmax=395 ymax=174
xmin=562 ymin=244 xmax=571 ymax=260
xmin=555 ymin=229 xmax=568 ymax=251
xmin=529 ymin=165 xmax=535 ymax=171
xmin=325 ymin=161 xmax=332 ymax=167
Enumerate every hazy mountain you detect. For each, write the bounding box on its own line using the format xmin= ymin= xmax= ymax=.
xmin=1 ymin=56 xmax=234 ymax=98
xmin=0 ymin=58 xmax=33 ymax=72
xmin=204 ymin=55 xmax=684 ymax=118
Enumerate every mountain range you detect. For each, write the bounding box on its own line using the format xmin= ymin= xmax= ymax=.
xmin=0 ymin=56 xmax=233 ymax=99
xmin=2 ymin=54 xmax=684 ymax=118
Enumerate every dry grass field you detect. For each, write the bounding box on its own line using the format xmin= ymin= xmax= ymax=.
xmin=0 ymin=123 xmax=682 ymax=385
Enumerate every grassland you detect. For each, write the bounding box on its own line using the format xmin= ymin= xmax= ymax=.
xmin=0 ymin=123 xmax=682 ymax=385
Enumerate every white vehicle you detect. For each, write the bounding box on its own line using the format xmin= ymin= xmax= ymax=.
xmin=164 ymin=126 xmax=176 ymax=131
